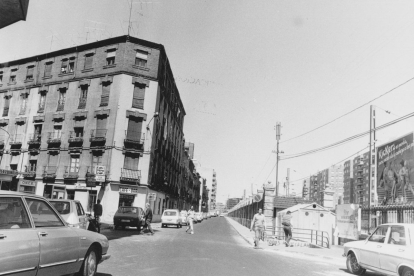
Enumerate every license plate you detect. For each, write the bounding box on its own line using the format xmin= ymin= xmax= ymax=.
xmin=121 ymin=220 xmax=130 ymax=222
xmin=167 ymin=219 xmax=172 ymax=221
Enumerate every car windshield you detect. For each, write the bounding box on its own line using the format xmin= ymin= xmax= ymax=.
xmin=119 ymin=207 xmax=138 ymax=214
xmin=50 ymin=201 xmax=71 ymax=215
xmin=180 ymin=211 xmax=187 ymax=216
xmin=164 ymin=211 xmax=177 ymax=216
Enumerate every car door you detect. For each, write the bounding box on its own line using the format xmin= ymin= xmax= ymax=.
xmin=359 ymin=225 xmax=389 ymax=270
xmin=0 ymin=196 xmax=39 ymax=276
xmin=75 ymin=201 xmax=88 ymax=230
xmin=25 ymin=197 xmax=80 ymax=276
xmin=380 ymin=225 xmax=413 ymax=274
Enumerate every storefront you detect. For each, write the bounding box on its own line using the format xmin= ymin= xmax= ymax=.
xmin=0 ymin=169 xmax=19 ymax=191
xmin=17 ymin=179 xmax=37 ymax=194
xmin=118 ymin=186 xmax=138 ymax=207
xmin=43 ymin=184 xmax=66 ymax=199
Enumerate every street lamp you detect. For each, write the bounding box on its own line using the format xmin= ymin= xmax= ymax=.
xmin=146 ymin=112 xmax=159 ymax=131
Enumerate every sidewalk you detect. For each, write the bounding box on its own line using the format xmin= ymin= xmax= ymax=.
xmin=101 ymin=222 xmax=163 ymax=230
xmin=225 ymin=217 xmax=345 ymax=263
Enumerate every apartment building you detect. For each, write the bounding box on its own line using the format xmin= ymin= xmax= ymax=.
xmin=0 ymin=35 xmax=190 ymax=223
xmin=353 ymin=152 xmax=370 ymax=205
xmin=343 ymin=160 xmax=354 ymax=204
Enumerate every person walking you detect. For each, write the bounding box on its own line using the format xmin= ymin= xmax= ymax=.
xmin=144 ymin=203 xmax=154 ymax=235
xmin=93 ymin=199 xmax=103 ymax=233
xmin=282 ymin=210 xmax=293 ymax=247
xmin=250 ymin=208 xmax=266 ymax=248
xmin=186 ymin=206 xmax=195 ymax=234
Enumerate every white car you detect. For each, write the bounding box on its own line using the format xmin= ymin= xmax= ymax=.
xmin=180 ymin=210 xmax=188 ymax=226
xmin=49 ymin=199 xmax=88 ymax=230
xmin=344 ymin=223 xmax=414 ymax=276
xmin=196 ymin=212 xmax=203 ymax=222
xmin=161 ymin=209 xmax=182 ymax=228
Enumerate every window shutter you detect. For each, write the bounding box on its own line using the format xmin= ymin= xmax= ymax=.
xmin=96 ymin=117 xmax=107 ymax=137
xmin=44 ymin=63 xmax=52 ymax=76
xmin=100 ymin=83 xmax=110 ymax=106
xmin=132 ymin=84 xmax=145 ymax=109
xmin=61 ymin=60 xmax=68 ymax=67
xmin=126 ymin=118 xmax=142 ymax=141
xmin=84 ymin=55 xmax=93 ymax=69
xmin=27 ymin=66 xmax=34 ymax=76
xmin=107 ymin=51 xmax=116 ymax=58
xmin=135 ymin=51 xmax=148 ymax=60
xmin=124 ymin=155 xmax=139 ymax=170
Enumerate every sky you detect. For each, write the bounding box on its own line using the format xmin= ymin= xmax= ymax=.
xmin=1 ymin=0 xmax=414 ymax=203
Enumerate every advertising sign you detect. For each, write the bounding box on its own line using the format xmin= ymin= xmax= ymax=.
xmin=148 ymin=193 xmax=156 ymax=201
xmin=119 ymin=186 xmax=139 ymax=194
xmin=377 ymin=133 xmax=414 ymax=204
xmin=336 ymin=204 xmax=360 ymax=240
xmin=95 ymin=166 xmax=106 ymax=183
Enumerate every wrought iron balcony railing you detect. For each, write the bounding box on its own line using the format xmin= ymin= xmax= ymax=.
xmin=63 ymin=166 xmax=79 ymax=179
xmin=47 ymin=132 xmax=62 ymax=144
xmin=22 ymin=166 xmax=37 ymax=178
xmin=68 ymin=131 xmax=84 ymax=143
xmin=90 ymin=129 xmax=107 ymax=143
xmin=28 ymin=133 xmax=42 ymax=145
xmin=42 ymin=166 xmax=57 ymax=179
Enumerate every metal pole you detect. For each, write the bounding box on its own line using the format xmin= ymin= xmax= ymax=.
xmin=275 ymin=122 xmax=281 ymax=197
xmin=368 ymin=105 xmax=376 ymax=231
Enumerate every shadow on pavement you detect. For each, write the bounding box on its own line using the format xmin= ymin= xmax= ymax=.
xmin=103 ymin=227 xmax=161 ymax=241
xmin=339 ymin=268 xmax=381 ymax=276
xmin=96 ymin=273 xmax=113 ymax=276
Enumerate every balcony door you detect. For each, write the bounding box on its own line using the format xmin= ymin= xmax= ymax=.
xmin=126 ymin=117 xmax=142 ymax=142
xmin=69 ymin=156 xmax=80 ymax=173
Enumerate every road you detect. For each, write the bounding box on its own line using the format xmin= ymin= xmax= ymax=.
xmin=97 ymin=217 xmax=380 ymax=276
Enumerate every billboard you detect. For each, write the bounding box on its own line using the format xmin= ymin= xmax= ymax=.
xmin=377 ymin=133 xmax=414 ymax=204
xmin=336 ymin=204 xmax=360 ymax=240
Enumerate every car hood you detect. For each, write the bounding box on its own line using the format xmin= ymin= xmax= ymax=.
xmin=71 ymin=227 xmax=109 ymax=254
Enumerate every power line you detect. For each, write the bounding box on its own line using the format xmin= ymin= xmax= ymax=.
xmin=281 ymin=110 xmax=414 ymax=160
xmin=281 ymin=76 xmax=414 ymax=144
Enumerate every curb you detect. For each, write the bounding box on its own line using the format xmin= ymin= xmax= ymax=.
xmin=225 ymin=217 xmax=253 ymax=246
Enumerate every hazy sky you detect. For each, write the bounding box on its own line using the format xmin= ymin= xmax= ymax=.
xmin=2 ymin=0 xmax=414 ymax=203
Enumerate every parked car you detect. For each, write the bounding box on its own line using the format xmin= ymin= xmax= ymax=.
xmin=113 ymin=206 xmax=144 ymax=231
xmin=49 ymin=199 xmax=88 ymax=230
xmin=196 ymin=212 xmax=203 ymax=222
xmin=180 ymin=210 xmax=188 ymax=225
xmin=220 ymin=212 xmax=228 ymax=217
xmin=161 ymin=209 xmax=182 ymax=228
xmin=344 ymin=223 xmax=414 ymax=276
xmin=0 ymin=191 xmax=110 ymax=276
xmin=203 ymin=212 xmax=208 ymax=220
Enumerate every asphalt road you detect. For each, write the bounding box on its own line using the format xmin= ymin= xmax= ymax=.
xmin=96 ymin=217 xmax=381 ymax=276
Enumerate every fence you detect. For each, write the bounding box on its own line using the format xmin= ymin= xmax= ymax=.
xmin=360 ymin=205 xmax=414 ymax=235
xmin=228 ymin=200 xmax=263 ymax=229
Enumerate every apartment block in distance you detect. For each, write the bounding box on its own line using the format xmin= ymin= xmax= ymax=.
xmin=343 ymin=160 xmax=354 ymax=204
xmin=353 ymin=152 xmax=370 ymax=206
xmin=0 ymin=35 xmax=191 ymax=223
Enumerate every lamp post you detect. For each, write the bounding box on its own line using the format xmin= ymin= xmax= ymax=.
xmin=274 ymin=122 xmax=281 ymax=196
xmin=0 ymin=127 xmax=11 ymax=190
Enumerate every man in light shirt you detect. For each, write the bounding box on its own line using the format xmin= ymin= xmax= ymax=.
xmin=186 ymin=206 xmax=195 ymax=234
xmin=250 ymin=208 xmax=266 ymax=248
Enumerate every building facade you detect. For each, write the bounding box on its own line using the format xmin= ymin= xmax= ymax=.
xmin=343 ymin=160 xmax=354 ymax=204
xmin=226 ymin=198 xmax=241 ymax=210
xmin=353 ymin=152 xmax=370 ymax=206
xmin=0 ymin=35 xmax=198 ymax=223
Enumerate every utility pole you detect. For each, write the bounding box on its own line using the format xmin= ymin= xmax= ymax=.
xmin=275 ymin=122 xmax=281 ymax=196
xmin=286 ymin=168 xmax=290 ymax=196
xmin=368 ymin=105 xmax=377 ymax=231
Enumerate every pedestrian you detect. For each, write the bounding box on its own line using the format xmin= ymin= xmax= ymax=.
xmin=93 ymin=199 xmax=103 ymax=233
xmin=282 ymin=210 xmax=293 ymax=247
xmin=186 ymin=206 xmax=195 ymax=234
xmin=144 ymin=203 xmax=154 ymax=235
xmin=250 ymin=208 xmax=266 ymax=248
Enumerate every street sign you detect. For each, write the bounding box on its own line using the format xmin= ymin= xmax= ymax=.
xmin=95 ymin=175 xmax=105 ymax=182
xmin=253 ymin=194 xmax=262 ymax=202
xmin=95 ymin=165 xmax=105 ymax=176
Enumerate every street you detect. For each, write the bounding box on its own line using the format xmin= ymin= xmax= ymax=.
xmin=96 ymin=217 xmax=378 ymax=276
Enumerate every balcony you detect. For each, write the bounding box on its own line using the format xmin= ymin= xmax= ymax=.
xmin=78 ymin=98 xmax=87 ymax=109
xmin=9 ymin=134 xmax=23 ymax=146
xmin=63 ymin=166 xmax=79 ymax=180
xmin=42 ymin=166 xmax=57 ymax=179
xmin=28 ymin=133 xmax=42 ymax=146
xmin=90 ymin=129 xmax=107 ymax=143
xmin=22 ymin=166 xmax=36 ymax=178
xmin=56 ymin=99 xmax=65 ymax=112
xmin=120 ymin=168 xmax=141 ymax=184
xmin=68 ymin=131 xmax=84 ymax=143
xmin=47 ymin=132 xmax=62 ymax=145
xmin=37 ymin=104 xmax=45 ymax=113
xmin=124 ymin=132 xmax=145 ymax=152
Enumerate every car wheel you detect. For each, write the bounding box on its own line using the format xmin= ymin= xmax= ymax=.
xmin=346 ymin=253 xmax=366 ymax=275
xmin=114 ymin=224 xmax=118 ymax=230
xmin=177 ymin=224 xmax=179 ymax=228
xmin=122 ymin=226 xmax=126 ymax=230
xmin=403 ymin=268 xmax=414 ymax=276
xmin=79 ymin=248 xmax=98 ymax=276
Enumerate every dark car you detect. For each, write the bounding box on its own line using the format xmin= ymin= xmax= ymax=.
xmin=113 ymin=206 xmax=144 ymax=231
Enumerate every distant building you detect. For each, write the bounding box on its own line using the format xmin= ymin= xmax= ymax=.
xmin=185 ymin=142 xmax=195 ymax=159
xmin=353 ymin=152 xmax=370 ymax=205
xmin=194 ymin=164 xmax=217 ymax=211
xmin=226 ymin=198 xmax=241 ymax=210
xmin=343 ymin=160 xmax=354 ymax=204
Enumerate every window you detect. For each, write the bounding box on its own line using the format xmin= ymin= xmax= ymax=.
xmin=26 ymin=198 xmax=64 ymax=227
xmin=132 ymin=83 xmax=146 ymax=109
xmin=38 ymin=92 xmax=46 ymax=112
xmin=100 ymin=82 xmax=111 ymax=107
xmin=28 ymin=160 xmax=37 ymax=172
xmin=135 ymin=50 xmax=148 ymax=67
xmin=368 ymin=225 xmax=389 ymax=243
xmin=84 ymin=53 xmax=94 ymax=69
xmin=53 ymin=125 xmax=62 ymax=139
xmin=74 ymin=127 xmax=84 ymax=138
xmin=126 ymin=117 xmax=143 ymax=142
xmin=19 ymin=93 xmax=28 ymax=115
xmin=69 ymin=156 xmax=80 ymax=173
xmin=26 ymin=66 xmax=34 ymax=80
xmin=61 ymin=59 xmax=68 ymax=73
xmin=44 ymin=62 xmax=53 ymax=77
xmin=2 ymin=97 xmax=10 ymax=117
xmin=34 ymin=124 xmax=42 ymax=137
xmin=123 ymin=154 xmax=139 ymax=170
xmin=67 ymin=190 xmax=75 ymax=200
xmin=9 ymin=69 xmax=17 ymax=83
xmin=57 ymin=91 xmax=66 ymax=111
xmin=0 ymin=197 xmax=31 ymax=229
xmin=92 ymin=155 xmax=102 ymax=168
xmin=106 ymin=49 xmax=116 ymax=65
xmin=76 ymin=202 xmax=85 ymax=216
xmin=96 ymin=116 xmax=107 ymax=137
xmin=78 ymin=85 xmax=88 ymax=109
xmin=0 ymin=71 xmax=3 ymax=83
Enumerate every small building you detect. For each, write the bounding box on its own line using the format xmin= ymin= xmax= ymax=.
xmin=276 ymin=202 xmax=336 ymax=247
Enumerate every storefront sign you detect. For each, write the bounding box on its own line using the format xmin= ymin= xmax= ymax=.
xmin=95 ymin=175 xmax=105 ymax=182
xmin=95 ymin=166 xmax=106 ymax=175
xmin=377 ymin=133 xmax=414 ymax=204
xmin=336 ymin=204 xmax=360 ymax=240
xmin=19 ymin=179 xmax=36 ymax=187
xmin=74 ymin=184 xmax=88 ymax=190
xmin=119 ymin=186 xmax=138 ymax=194
xmin=0 ymin=169 xmax=17 ymax=181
